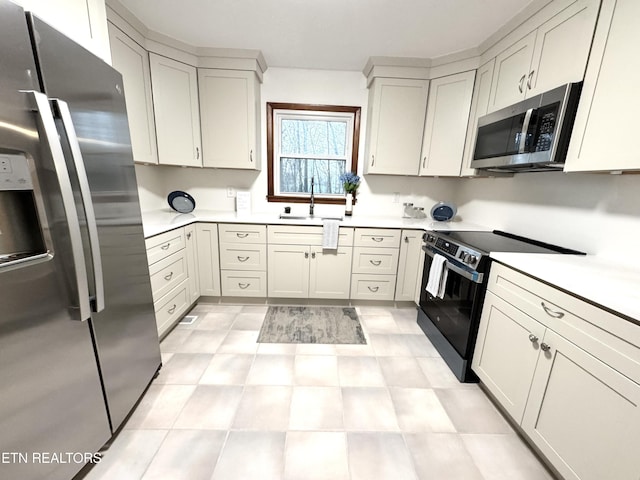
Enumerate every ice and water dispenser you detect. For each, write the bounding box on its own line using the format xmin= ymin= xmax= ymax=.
xmin=0 ymin=153 xmax=46 ymax=266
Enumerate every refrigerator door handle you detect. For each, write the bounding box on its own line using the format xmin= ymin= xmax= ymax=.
xmin=27 ymin=91 xmax=91 ymax=321
xmin=53 ymin=99 xmax=105 ymax=313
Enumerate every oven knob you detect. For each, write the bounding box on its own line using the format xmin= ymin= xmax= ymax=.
xmin=468 ymin=255 xmax=477 ymax=265
xmin=460 ymin=252 xmax=468 ymax=262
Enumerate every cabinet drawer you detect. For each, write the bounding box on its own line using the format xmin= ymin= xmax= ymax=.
xmin=221 ymin=270 xmax=267 ymax=297
xmin=154 ymin=279 xmax=189 ymax=338
xmin=219 ymin=244 xmax=267 ymax=271
xmin=352 ymin=247 xmax=399 ymax=275
xmin=354 ymin=228 xmax=400 ymax=247
xmin=350 ymin=274 xmax=396 ymax=300
xmin=488 ymin=262 xmax=640 ymax=384
xmin=145 ymin=228 xmax=185 ymax=265
xmin=149 ymin=250 xmax=188 ymax=302
xmin=218 ymin=223 xmax=266 ymax=243
xmin=268 ymin=225 xmax=353 ymax=246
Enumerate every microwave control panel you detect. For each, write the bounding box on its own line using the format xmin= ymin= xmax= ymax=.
xmin=534 ymin=111 xmax=556 ymax=152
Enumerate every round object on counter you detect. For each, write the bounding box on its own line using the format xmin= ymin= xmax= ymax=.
xmin=168 ymin=191 xmax=195 ymax=213
xmin=430 ymin=201 xmax=457 ymax=222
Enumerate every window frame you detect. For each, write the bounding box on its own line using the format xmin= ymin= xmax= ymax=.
xmin=266 ymin=102 xmax=361 ymax=204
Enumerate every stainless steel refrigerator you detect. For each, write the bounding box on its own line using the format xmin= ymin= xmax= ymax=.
xmin=0 ymin=2 xmax=162 ymax=479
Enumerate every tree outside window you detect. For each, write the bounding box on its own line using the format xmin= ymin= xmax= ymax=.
xmin=267 ymin=103 xmax=360 ymax=204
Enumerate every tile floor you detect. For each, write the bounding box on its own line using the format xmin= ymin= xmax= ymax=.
xmin=83 ymin=303 xmax=556 ymax=480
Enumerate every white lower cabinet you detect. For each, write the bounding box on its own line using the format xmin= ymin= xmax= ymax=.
xmin=394 ymin=230 xmax=424 ymax=302
xmin=267 ymin=225 xmax=354 ymax=299
xmin=218 ymin=224 xmax=267 ymax=297
xmin=145 ymin=227 xmax=195 ymax=337
xmin=196 ymin=223 xmax=221 ymax=296
xmin=473 ymin=263 xmax=640 ymax=480
xmin=184 ymin=224 xmax=200 ymax=304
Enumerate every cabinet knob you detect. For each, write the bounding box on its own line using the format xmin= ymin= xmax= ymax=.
xmin=186 ymin=232 xmax=192 ymax=239
xmin=371 ymin=155 xmax=375 ymax=166
xmin=404 ymin=236 xmax=409 ymax=243
xmin=311 ymin=252 xmax=316 ymax=259
xmin=540 ymin=342 xmax=551 ymax=352
xmin=304 ymin=252 xmax=309 ymax=258
xmin=528 ymin=334 xmax=538 ymax=343
xmin=540 ymin=301 xmax=564 ymax=319
xmin=527 ymin=70 xmax=535 ymax=90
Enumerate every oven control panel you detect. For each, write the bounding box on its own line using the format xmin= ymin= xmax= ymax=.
xmin=423 ymin=233 xmax=482 ymax=267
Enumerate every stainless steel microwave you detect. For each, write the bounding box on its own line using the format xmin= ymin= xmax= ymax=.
xmin=471 ymin=82 xmax=582 ymax=172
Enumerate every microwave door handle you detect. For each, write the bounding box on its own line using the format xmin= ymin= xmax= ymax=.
xmin=27 ymin=91 xmax=91 ymax=321
xmin=53 ymin=99 xmax=104 ymax=313
xmin=519 ymin=108 xmax=534 ymax=154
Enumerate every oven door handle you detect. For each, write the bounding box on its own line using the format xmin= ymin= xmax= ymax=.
xmin=422 ymin=246 xmax=484 ymax=283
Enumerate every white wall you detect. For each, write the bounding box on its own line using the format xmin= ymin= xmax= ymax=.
xmin=455 ymin=172 xmax=640 ymax=262
xmin=135 ymin=67 xmax=458 ymax=218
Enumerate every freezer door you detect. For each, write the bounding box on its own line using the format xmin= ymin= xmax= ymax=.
xmin=28 ymin=15 xmax=162 ymax=431
xmin=0 ymin=2 xmax=111 ymax=480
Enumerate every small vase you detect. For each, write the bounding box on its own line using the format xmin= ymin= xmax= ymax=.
xmin=345 ymin=193 xmax=353 ymax=216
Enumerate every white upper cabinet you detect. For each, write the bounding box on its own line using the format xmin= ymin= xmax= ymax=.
xmin=149 ymin=53 xmax=202 ymax=167
xmin=198 ymin=69 xmax=260 ymax=170
xmin=488 ymin=31 xmax=537 ymax=112
xmin=419 ymin=71 xmax=475 ymax=176
xmin=108 ymin=23 xmax=158 ymax=165
xmin=460 ymin=59 xmax=495 ymax=176
xmin=15 ymin=0 xmax=111 ymax=62
xmin=565 ymin=0 xmax=640 ymax=172
xmin=488 ymin=0 xmax=599 ymax=112
xmin=365 ymin=78 xmax=430 ymax=175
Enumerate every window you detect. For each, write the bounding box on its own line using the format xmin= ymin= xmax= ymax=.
xmin=267 ymin=103 xmax=361 ymax=204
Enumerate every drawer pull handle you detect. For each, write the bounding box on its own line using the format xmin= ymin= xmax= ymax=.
xmin=371 ymin=237 xmax=384 ymax=242
xmin=527 ymin=70 xmax=535 ymax=90
xmin=518 ymin=74 xmax=526 ymax=93
xmin=167 ymin=304 xmax=177 ymax=314
xmin=238 ymin=283 xmax=250 ymax=289
xmin=237 ymin=256 xmax=250 ymax=262
xmin=236 ymin=233 xmax=249 ymax=238
xmin=368 ymin=286 xmax=379 ymax=292
xmin=160 ymin=243 xmax=171 ymax=250
xmin=541 ymin=302 xmax=564 ymax=319
xmin=528 ymin=334 xmax=538 ymax=343
xmin=164 ymin=272 xmax=174 ymax=281
xmin=369 ymin=260 xmax=382 ymax=266
xmin=540 ymin=342 xmax=551 ymax=352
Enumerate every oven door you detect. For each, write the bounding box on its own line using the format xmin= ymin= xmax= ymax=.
xmin=419 ymin=247 xmax=485 ymax=359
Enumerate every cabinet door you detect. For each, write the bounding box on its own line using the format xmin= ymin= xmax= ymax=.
xmin=365 ymin=78 xmax=429 ymax=175
xmin=522 ymin=329 xmax=640 ymax=480
xmin=184 ymin=224 xmax=200 ymax=304
xmin=565 ymin=0 xmax=640 ymax=172
xmin=460 ymin=59 xmax=495 ymax=176
xmin=419 ymin=71 xmax=475 ymax=176
xmin=527 ymin=0 xmax=598 ymax=97
xmin=309 ymin=246 xmax=352 ymax=299
xmin=267 ymin=245 xmax=309 ymax=298
xmin=199 ymin=69 xmax=259 ymax=169
xmin=472 ymin=292 xmax=546 ymax=423
xmin=149 ymin=53 xmax=202 ymax=167
xmin=108 ymin=24 xmax=158 ymax=165
xmin=487 ymin=31 xmax=536 ymax=112
xmin=196 ymin=223 xmax=220 ymax=296
xmin=15 ymin=0 xmax=110 ymax=62
xmin=395 ymin=231 xmax=423 ymax=302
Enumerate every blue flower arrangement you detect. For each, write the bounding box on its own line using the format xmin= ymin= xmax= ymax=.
xmin=340 ymin=171 xmax=361 ymax=194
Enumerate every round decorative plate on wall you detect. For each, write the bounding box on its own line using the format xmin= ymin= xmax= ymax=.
xmin=168 ymin=191 xmax=196 ymax=213
xmin=430 ymin=201 xmax=457 ymax=222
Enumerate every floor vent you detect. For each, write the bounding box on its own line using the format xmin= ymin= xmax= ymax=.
xmin=179 ymin=315 xmax=198 ymax=325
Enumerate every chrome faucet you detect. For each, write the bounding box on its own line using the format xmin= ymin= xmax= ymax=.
xmin=309 ymin=176 xmax=315 ymax=216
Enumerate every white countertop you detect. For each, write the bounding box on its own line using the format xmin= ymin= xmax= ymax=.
xmin=491 ymin=252 xmax=640 ymax=323
xmin=141 ymin=208 xmax=490 ymax=238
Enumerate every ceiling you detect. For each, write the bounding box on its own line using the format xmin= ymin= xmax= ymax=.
xmin=117 ymin=0 xmax=535 ymax=71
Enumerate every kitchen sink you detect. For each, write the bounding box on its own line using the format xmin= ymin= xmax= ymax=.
xmin=278 ymin=214 xmax=343 ymax=221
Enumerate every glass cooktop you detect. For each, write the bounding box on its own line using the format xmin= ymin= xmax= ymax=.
xmin=436 ymin=230 xmax=583 ymax=255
